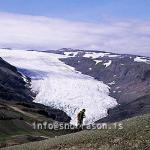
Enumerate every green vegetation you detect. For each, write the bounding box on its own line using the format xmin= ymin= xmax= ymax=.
xmin=1 ymin=114 xmax=150 ymax=150
xmin=0 ymin=100 xmax=73 ymax=148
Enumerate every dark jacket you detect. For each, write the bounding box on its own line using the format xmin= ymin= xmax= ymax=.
xmin=77 ymin=110 xmax=85 ymax=121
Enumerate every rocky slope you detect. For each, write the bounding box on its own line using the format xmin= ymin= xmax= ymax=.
xmin=0 ymin=99 xmax=71 ymax=148
xmin=0 ymin=57 xmax=34 ymax=101
xmin=53 ymin=49 xmax=150 ymax=122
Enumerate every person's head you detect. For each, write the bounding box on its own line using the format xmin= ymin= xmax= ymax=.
xmin=82 ymin=109 xmax=86 ymax=112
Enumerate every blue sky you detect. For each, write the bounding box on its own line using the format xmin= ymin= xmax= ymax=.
xmin=0 ymin=0 xmax=150 ymax=22
xmin=0 ymin=0 xmax=150 ymax=56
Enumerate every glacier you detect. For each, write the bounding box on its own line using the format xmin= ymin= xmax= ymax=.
xmin=0 ymin=49 xmax=118 ymax=124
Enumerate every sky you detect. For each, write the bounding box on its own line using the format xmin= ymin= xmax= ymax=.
xmin=0 ymin=0 xmax=150 ymax=56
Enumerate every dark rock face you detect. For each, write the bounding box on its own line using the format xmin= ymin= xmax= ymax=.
xmin=96 ymin=95 xmax=150 ymax=123
xmin=0 ymin=57 xmax=35 ymax=101
xmin=15 ymin=101 xmax=71 ymax=123
xmin=58 ymin=50 xmax=150 ymax=122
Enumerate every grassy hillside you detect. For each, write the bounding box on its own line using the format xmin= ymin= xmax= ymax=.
xmin=2 ymin=114 xmax=150 ymax=150
xmin=0 ymin=100 xmax=73 ymax=148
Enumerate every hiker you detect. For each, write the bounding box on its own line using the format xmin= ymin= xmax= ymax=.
xmin=77 ymin=109 xmax=86 ymax=128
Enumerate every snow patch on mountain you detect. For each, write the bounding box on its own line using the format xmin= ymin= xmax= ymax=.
xmin=104 ymin=60 xmax=112 ymax=68
xmin=64 ymin=52 xmax=78 ymax=57
xmin=108 ymin=81 xmax=115 ymax=85
xmin=108 ymin=54 xmax=120 ymax=58
xmin=94 ymin=60 xmax=102 ymax=65
xmin=0 ymin=49 xmax=117 ymax=124
xmin=134 ymin=56 xmax=149 ymax=63
xmin=83 ymin=52 xmax=110 ymax=59
xmin=21 ymin=73 xmax=29 ymax=84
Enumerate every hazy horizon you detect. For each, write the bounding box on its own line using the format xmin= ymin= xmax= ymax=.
xmin=0 ymin=0 xmax=149 ymax=56
xmin=1 ymin=47 xmax=150 ymax=57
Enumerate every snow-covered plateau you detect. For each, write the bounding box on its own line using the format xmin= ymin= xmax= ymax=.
xmin=0 ymin=49 xmax=117 ymax=124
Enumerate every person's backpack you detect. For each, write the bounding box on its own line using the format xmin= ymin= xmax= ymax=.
xmin=77 ymin=111 xmax=82 ymax=120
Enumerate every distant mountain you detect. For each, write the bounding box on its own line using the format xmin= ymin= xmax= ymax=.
xmin=52 ymin=49 xmax=150 ymax=122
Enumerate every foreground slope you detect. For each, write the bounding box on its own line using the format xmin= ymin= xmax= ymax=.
xmin=2 ymin=114 xmax=150 ymax=150
xmin=0 ymin=99 xmax=72 ymax=148
xmin=0 ymin=49 xmax=117 ymax=124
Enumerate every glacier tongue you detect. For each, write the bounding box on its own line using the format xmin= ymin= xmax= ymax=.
xmin=0 ymin=49 xmax=118 ymax=124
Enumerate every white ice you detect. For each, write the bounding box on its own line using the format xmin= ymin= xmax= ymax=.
xmin=0 ymin=49 xmax=117 ymax=124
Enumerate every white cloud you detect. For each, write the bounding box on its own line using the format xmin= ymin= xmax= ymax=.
xmin=0 ymin=12 xmax=150 ymax=56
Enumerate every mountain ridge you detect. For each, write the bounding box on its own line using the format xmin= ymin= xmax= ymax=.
xmin=54 ymin=48 xmax=150 ymax=123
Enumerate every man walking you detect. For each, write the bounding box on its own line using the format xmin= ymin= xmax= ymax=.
xmin=77 ymin=109 xmax=86 ymax=129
